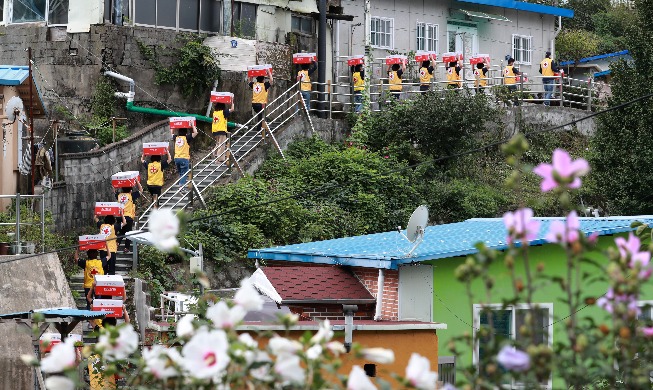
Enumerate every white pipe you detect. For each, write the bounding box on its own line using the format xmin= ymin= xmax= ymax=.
xmin=551 ymin=16 xmax=562 ymax=60
xmin=104 ymin=71 xmax=134 ymax=84
xmin=374 ymin=269 xmax=384 ymax=321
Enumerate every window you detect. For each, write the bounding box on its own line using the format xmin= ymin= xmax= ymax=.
xmin=638 ymin=301 xmax=653 ymax=321
xmin=291 ymin=15 xmax=313 ymax=35
xmin=234 ymin=1 xmax=257 ymax=38
xmin=473 ymin=304 xmax=553 ymax=388
xmin=512 ymin=34 xmax=533 ymax=65
xmin=371 ymin=16 xmax=393 ymax=49
xmin=416 ymin=22 xmax=438 ymax=52
xmin=446 ymin=22 xmax=478 ymax=58
xmin=133 ymin=0 xmax=221 ymax=33
xmin=199 ymin=0 xmax=221 ymax=34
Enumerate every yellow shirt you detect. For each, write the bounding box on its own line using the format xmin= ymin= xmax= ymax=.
xmin=419 ymin=67 xmax=433 ymax=85
xmin=212 ymin=110 xmax=227 ymax=133
xmin=174 ymin=135 xmax=190 ymax=159
xmin=540 ymin=58 xmax=554 ymax=77
xmin=474 ymin=68 xmax=488 ymax=87
xmin=147 ymin=161 xmax=164 ymax=186
xmin=447 ymin=67 xmax=461 ymax=86
xmin=117 ymin=192 xmax=135 ymax=218
xmin=84 ymin=258 xmax=104 ymax=288
xmin=388 ymin=70 xmax=402 ymax=91
xmin=504 ymin=66 xmax=516 ymax=85
xmin=252 ymin=82 xmax=268 ymax=104
xmin=99 ymin=223 xmax=117 ymax=253
xmin=353 ymin=71 xmax=364 ymax=92
xmin=298 ymin=70 xmax=312 ymax=92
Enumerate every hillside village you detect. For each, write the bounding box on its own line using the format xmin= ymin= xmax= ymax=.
xmin=1 ymin=0 xmax=652 ymax=389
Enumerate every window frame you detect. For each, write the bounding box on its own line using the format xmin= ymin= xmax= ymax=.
xmin=416 ymin=21 xmax=439 ymax=53
xmin=291 ymin=14 xmax=314 ymax=36
xmin=370 ymin=16 xmax=394 ymax=50
xmin=8 ymin=0 xmax=69 ymax=26
xmin=131 ymin=0 xmax=221 ymax=34
xmin=512 ymin=34 xmax=533 ymax=65
xmin=233 ymin=1 xmax=257 ymax=39
xmin=473 ymin=303 xmax=553 ymax=389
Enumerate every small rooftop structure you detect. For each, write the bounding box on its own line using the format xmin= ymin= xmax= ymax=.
xmin=248 ymin=216 xmax=653 ymax=269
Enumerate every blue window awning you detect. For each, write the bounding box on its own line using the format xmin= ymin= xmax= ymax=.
xmin=456 ymin=0 xmax=574 ymax=18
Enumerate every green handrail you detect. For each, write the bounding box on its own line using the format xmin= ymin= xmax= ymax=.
xmin=125 ymin=101 xmax=237 ymax=129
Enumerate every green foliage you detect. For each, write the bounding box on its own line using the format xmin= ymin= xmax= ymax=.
xmin=133 ymin=246 xmax=185 ymax=298
xmin=592 ymin=5 xmax=638 ymax=53
xmin=137 ymin=34 xmax=220 ymax=98
xmin=91 ymin=76 xmax=119 ymax=120
xmin=555 ymin=29 xmax=601 ymax=64
xmin=589 ymin=0 xmax=653 ymax=214
xmin=86 ymin=117 xmax=128 ymax=147
xmin=563 ymin=0 xmax=612 ymax=31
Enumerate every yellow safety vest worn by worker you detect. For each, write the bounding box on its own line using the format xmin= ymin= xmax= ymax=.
xmin=298 ymin=70 xmax=312 ymax=92
xmin=212 ymin=110 xmax=227 ymax=133
xmin=388 ymin=70 xmax=402 ymax=91
xmin=447 ymin=67 xmax=461 ymax=87
xmin=419 ymin=67 xmax=433 ymax=85
xmin=84 ymin=258 xmax=104 ymax=288
xmin=353 ymin=71 xmax=364 ymax=92
xmin=252 ymin=82 xmax=268 ymax=104
xmin=99 ymin=223 xmax=117 ymax=253
xmin=474 ymin=69 xmax=488 ymax=87
xmin=117 ymin=192 xmax=135 ymax=218
xmin=147 ymin=161 xmax=164 ymax=187
xmin=504 ymin=66 xmax=517 ymax=85
xmin=174 ymin=135 xmax=190 ymax=159
xmin=540 ymin=58 xmax=554 ymax=77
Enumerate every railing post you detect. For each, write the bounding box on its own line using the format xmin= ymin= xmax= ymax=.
xmin=15 ymin=193 xmax=20 ymax=252
xmin=559 ymin=75 xmax=564 ymax=107
xmin=328 ymin=80 xmax=332 ymax=119
xmin=519 ymin=76 xmax=524 ymax=106
xmin=40 ymin=193 xmax=45 ymax=253
xmin=587 ymin=77 xmax=593 ymax=111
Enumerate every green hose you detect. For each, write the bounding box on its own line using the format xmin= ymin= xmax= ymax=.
xmin=125 ymin=101 xmax=237 ymax=129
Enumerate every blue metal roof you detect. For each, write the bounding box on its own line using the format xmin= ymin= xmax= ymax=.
xmin=0 ymin=66 xmax=29 ymax=86
xmin=594 ymin=70 xmax=611 ymax=77
xmin=248 ymin=217 xmax=653 ymax=270
xmin=0 ymin=308 xmax=107 ymax=320
xmin=456 ymin=0 xmax=574 ymax=18
xmin=559 ymin=50 xmax=630 ymax=67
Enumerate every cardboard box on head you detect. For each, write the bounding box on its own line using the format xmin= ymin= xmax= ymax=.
xmin=347 ymin=55 xmax=365 ymax=66
xmin=143 ymin=142 xmax=169 ymax=156
xmin=79 ymin=234 xmax=109 ymax=250
xmin=247 ymin=64 xmax=273 ymax=78
xmin=94 ymin=202 xmax=124 ymax=216
xmin=94 ymin=275 xmax=125 ymax=296
xmin=210 ymin=92 xmax=234 ymax=104
xmin=293 ymin=53 xmax=317 ymax=64
xmin=111 ymin=171 xmax=140 ymax=188
xmin=169 ymin=117 xmax=196 ymax=129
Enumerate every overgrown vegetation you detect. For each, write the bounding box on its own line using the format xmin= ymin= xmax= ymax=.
xmin=137 ymin=34 xmax=221 ymax=98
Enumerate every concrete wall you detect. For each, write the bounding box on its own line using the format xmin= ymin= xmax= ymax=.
xmin=44 ymin=120 xmax=170 ymax=231
xmin=505 ymin=106 xmax=597 ymax=136
xmin=0 ymin=253 xmax=77 ymax=390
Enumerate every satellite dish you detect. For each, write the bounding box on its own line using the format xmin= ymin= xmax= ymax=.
xmin=5 ymin=96 xmax=25 ymax=123
xmin=398 ymin=205 xmax=429 ymax=257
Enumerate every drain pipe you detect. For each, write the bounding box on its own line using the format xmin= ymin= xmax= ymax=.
xmin=104 ymin=71 xmax=238 ymax=129
xmin=374 ymin=269 xmax=384 ymax=321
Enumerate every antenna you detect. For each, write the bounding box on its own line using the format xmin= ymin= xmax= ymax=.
xmin=398 ymin=205 xmax=429 ymax=257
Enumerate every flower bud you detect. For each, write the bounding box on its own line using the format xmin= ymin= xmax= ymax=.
xmin=598 ymin=324 xmax=610 ymax=335
xmin=619 ymin=327 xmax=631 ymax=339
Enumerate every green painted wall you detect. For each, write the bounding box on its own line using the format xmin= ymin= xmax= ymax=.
xmin=428 ymin=232 xmax=653 ymax=386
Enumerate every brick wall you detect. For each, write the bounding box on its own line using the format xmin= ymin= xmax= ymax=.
xmin=286 ymin=303 xmax=375 ymax=321
xmin=353 ymin=268 xmax=400 ymax=321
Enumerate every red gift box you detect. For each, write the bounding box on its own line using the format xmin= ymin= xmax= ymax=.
xmin=169 ymin=117 xmax=196 ymax=129
xmin=79 ymin=234 xmax=109 ymax=250
xmin=442 ymin=52 xmax=463 ymax=63
xmin=92 ymin=299 xmax=124 ymax=318
xmin=293 ymin=53 xmax=317 ymax=64
xmin=385 ymin=55 xmax=407 ymax=65
xmin=95 ymin=202 xmax=124 ymax=216
xmin=516 ymin=75 xmax=529 ymax=83
xmin=247 ymin=64 xmax=273 ymax=78
xmin=415 ymin=51 xmax=437 ymax=62
xmin=470 ymin=54 xmax=491 ymax=65
xmin=143 ymin=142 xmax=169 ymax=156
xmin=39 ymin=333 xmax=61 ymax=353
xmin=347 ymin=55 xmax=365 ymax=66
xmin=210 ymin=92 xmax=234 ymax=104
xmin=111 ymin=171 xmax=140 ymax=188
xmin=94 ymin=275 xmax=125 ymax=296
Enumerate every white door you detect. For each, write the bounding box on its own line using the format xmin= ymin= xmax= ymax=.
xmin=447 ymin=23 xmax=478 ymax=58
xmin=398 ymin=265 xmax=433 ymax=322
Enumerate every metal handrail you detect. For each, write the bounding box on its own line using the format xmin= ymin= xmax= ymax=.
xmin=139 ymin=81 xmax=303 ymax=224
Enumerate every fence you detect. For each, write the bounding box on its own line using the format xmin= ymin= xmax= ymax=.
xmin=306 ymin=58 xmax=603 ymax=117
xmin=438 ymin=355 xmax=456 ymax=385
xmin=0 ymin=193 xmax=45 ymax=255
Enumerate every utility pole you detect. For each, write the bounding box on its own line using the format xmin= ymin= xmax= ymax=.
xmin=28 ymin=47 xmax=34 ymax=195
xmin=317 ymin=0 xmax=327 ymax=118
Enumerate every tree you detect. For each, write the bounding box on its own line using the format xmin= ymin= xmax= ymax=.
xmin=555 ymin=29 xmax=601 ymax=65
xmin=563 ymin=0 xmax=611 ymax=31
xmin=589 ymin=0 xmax=653 ymax=214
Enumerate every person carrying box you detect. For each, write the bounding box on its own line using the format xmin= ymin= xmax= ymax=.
xmin=249 ymin=69 xmax=273 ymax=133
xmin=387 ymin=62 xmax=405 ymax=99
xmin=115 ymin=181 xmax=143 ymax=254
xmin=171 ymin=125 xmax=199 ymax=191
xmin=212 ymin=102 xmax=234 ymax=162
xmin=297 ymin=60 xmax=317 ymax=113
xmin=141 ymin=150 xmax=172 ymax=208
xmin=94 ymin=214 xmax=126 ymax=275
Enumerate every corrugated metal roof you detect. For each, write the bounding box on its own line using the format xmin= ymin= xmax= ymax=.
xmin=456 ymin=0 xmax=574 ymax=18
xmin=0 ymin=66 xmax=29 ymax=86
xmin=248 ymin=216 xmax=653 ymax=269
xmin=0 ymin=308 xmax=107 ymax=319
xmin=559 ymin=50 xmax=630 ymax=67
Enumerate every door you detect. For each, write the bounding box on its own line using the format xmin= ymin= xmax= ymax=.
xmin=447 ymin=23 xmax=478 ymax=58
xmin=398 ymin=264 xmax=433 ymax=322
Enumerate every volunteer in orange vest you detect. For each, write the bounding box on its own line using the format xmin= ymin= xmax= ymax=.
xmin=503 ymin=58 xmax=521 ymax=106
xmin=474 ymin=60 xmax=490 ymax=94
xmin=540 ymin=51 xmax=559 ymax=106
xmin=212 ymin=102 xmax=233 ymax=162
xmin=114 ymin=180 xmax=143 ymax=254
xmin=75 ymin=248 xmax=104 ymax=312
xmin=297 ymin=60 xmax=317 ymax=112
xmin=94 ymin=214 xmax=126 ymax=275
xmin=387 ymin=62 xmax=406 ymax=99
xmin=351 ymin=64 xmax=365 ymax=113
xmin=418 ymin=57 xmax=435 ymax=93
xmin=249 ymin=68 xmax=273 ymax=133
xmin=446 ymin=60 xmax=462 ymax=89
xmin=141 ymin=150 xmax=172 ymax=208
xmin=172 ymin=124 xmax=199 ymax=189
